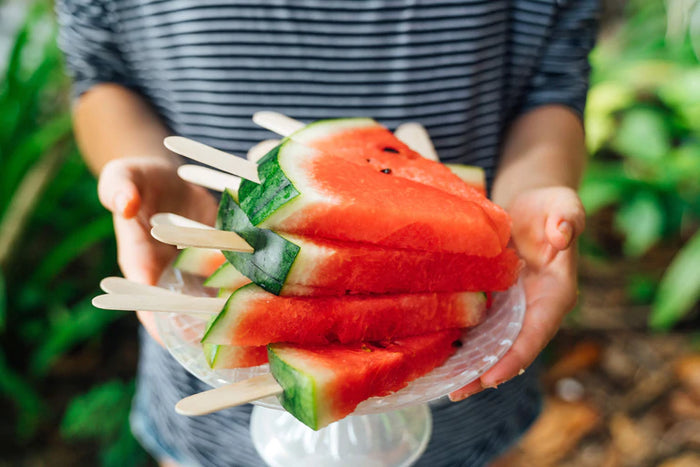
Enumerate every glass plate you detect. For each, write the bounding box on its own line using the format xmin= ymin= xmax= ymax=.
xmin=155 ymin=266 xmax=525 ymax=415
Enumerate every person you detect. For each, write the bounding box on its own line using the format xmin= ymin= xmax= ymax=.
xmin=56 ymin=1 xmax=596 ymax=465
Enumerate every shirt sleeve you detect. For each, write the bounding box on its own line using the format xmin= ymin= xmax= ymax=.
xmin=55 ymin=0 xmax=132 ymax=98
xmin=518 ymin=0 xmax=600 ymax=119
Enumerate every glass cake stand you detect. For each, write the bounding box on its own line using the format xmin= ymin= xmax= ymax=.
xmin=155 ymin=266 xmax=526 ymax=466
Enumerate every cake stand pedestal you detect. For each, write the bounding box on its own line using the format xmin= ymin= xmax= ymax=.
xmin=250 ymin=403 xmax=431 ymax=467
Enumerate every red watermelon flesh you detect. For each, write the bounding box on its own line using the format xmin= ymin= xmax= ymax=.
xmin=202 ymin=342 xmax=267 ymax=369
xmin=285 ymin=234 xmax=521 ymax=295
xmin=257 ymin=141 xmax=502 ymax=256
xmin=201 ymin=283 xmax=486 ymax=347
xmin=291 ymin=119 xmax=509 ymax=249
xmin=173 ymin=248 xmax=227 ymax=277
xmin=205 ymin=242 xmax=520 ymax=295
xmin=268 ymin=328 xmax=462 ymax=430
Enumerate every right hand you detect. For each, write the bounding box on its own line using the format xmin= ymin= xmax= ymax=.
xmin=98 ymin=157 xmax=219 ymax=345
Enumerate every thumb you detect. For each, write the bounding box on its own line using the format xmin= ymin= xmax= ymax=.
xmin=97 ymin=160 xmax=142 ymax=219
xmin=544 ymin=189 xmax=585 ymax=251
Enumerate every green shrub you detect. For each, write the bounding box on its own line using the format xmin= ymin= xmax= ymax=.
xmin=0 ymin=2 xmax=148 ymax=464
xmin=581 ymin=0 xmax=700 ymax=330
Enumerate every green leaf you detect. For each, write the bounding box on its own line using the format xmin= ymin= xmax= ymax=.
xmin=100 ymin=418 xmax=149 ymax=467
xmin=613 ymin=107 xmax=672 ymax=161
xmin=0 ymin=269 xmax=5 ymax=332
xmin=650 ymin=231 xmax=700 ymax=330
xmin=0 ymin=348 xmax=45 ymax=439
xmin=30 ymin=297 xmax=120 ymax=375
xmin=61 ymin=380 xmax=135 ymax=441
xmin=614 ymin=191 xmax=665 ymax=257
xmin=578 ymin=179 xmax=624 ymax=215
xmin=1 ymin=112 xmax=73 ymax=206
xmin=30 ymin=216 xmax=114 ymax=285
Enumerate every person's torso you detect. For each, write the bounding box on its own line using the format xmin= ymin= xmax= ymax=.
xmin=108 ymin=0 xmax=558 ymax=181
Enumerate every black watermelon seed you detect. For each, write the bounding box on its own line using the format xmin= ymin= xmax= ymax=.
xmin=380 ymin=168 xmax=392 ymax=174
xmin=382 ymin=147 xmax=399 ymax=154
xmin=452 ymin=340 xmax=463 ymax=348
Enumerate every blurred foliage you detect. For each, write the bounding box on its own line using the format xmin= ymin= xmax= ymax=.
xmin=581 ymin=0 xmax=700 ymax=330
xmin=0 ymin=1 xmax=147 ymax=464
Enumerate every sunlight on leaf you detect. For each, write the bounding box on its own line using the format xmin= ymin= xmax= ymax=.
xmin=61 ymin=380 xmax=134 ymax=441
xmin=613 ymin=107 xmax=672 ymax=161
xmin=650 ymin=231 xmax=700 ymax=330
xmin=0 ymin=270 xmax=5 ymax=332
xmin=614 ymin=192 xmax=665 ymax=257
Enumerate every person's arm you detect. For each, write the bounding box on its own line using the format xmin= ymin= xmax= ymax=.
xmin=450 ymin=105 xmax=586 ymax=400
xmin=73 ymin=83 xmax=177 ymax=174
xmin=73 ymin=84 xmax=218 ymax=345
xmin=492 ymin=105 xmax=586 ymax=207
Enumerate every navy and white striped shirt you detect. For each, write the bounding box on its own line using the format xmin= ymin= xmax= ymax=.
xmin=57 ymin=1 xmax=597 ymax=466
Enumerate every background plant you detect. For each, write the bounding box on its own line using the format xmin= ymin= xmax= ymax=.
xmin=581 ymin=0 xmax=700 ymax=330
xmin=0 ymin=1 xmax=149 ymax=465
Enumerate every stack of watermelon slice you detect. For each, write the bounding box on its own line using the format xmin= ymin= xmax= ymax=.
xmin=175 ymin=118 xmax=520 ymax=430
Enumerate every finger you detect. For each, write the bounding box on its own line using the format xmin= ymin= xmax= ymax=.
xmin=544 ymin=189 xmax=585 ymax=251
xmin=98 ymin=160 xmax=142 ymax=218
xmin=448 ymin=379 xmax=484 ymax=402
xmin=480 ymin=255 xmax=577 ymax=387
xmin=114 ymin=216 xmax=177 ymax=285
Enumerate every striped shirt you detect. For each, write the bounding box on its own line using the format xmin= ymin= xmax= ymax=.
xmin=57 ymin=1 xmax=598 ymax=466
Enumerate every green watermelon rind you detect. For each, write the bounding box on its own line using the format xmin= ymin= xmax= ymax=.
xmin=268 ymin=345 xmax=320 ymax=430
xmin=239 ymin=144 xmax=300 ymax=226
xmin=202 ymin=341 xmax=267 ymax=369
xmin=173 ymin=247 xmax=219 ymax=276
xmin=290 ymin=117 xmax=377 ymax=143
xmin=203 ymin=262 xmax=251 ymax=289
xmin=202 ymin=342 xmax=221 ymax=368
xmin=445 ymin=164 xmax=486 ymax=189
xmin=216 ymin=189 xmax=300 ymax=295
xmin=200 ymin=283 xmax=251 ymax=344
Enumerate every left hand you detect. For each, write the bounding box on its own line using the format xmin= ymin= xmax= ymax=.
xmin=449 ymin=186 xmax=585 ymax=401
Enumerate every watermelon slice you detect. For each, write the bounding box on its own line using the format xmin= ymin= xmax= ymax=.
xmin=203 ymin=261 xmax=252 ymax=289
xmin=173 ymin=248 xmax=228 ymax=277
xmin=201 ymin=283 xmax=486 ymax=346
xmin=202 ymin=342 xmax=268 ymax=369
xmin=268 ymin=328 xmax=462 ymax=430
xmin=286 ymin=118 xmax=507 ymax=247
xmin=217 ymin=190 xmax=520 ymax=295
xmin=446 ymin=163 xmax=486 ymax=194
xmin=237 ymin=139 xmax=503 ymax=256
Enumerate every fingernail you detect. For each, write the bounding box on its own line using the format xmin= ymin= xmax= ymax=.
xmin=558 ymin=221 xmax=573 ymax=247
xmin=114 ymin=192 xmax=130 ymax=216
xmin=480 ymin=380 xmax=500 ymax=390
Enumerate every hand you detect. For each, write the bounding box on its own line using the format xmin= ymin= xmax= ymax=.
xmin=449 ymin=186 xmax=585 ymax=401
xmin=98 ymin=157 xmax=219 ymax=344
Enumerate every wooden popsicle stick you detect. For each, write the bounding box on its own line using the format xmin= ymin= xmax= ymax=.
xmin=92 ymin=294 xmax=225 ymax=314
xmin=150 ymin=212 xmax=214 ymax=230
xmin=151 ymin=225 xmax=254 ymax=252
xmin=100 ymin=277 xmax=182 ymax=297
xmin=247 ymin=139 xmax=280 ymax=163
xmin=252 ymin=111 xmax=304 ymax=137
xmin=164 ymin=136 xmax=260 ymax=183
xmin=176 ymin=373 xmax=282 ymax=416
xmin=394 ymin=122 xmax=440 ymax=161
xmin=177 ymin=164 xmax=242 ymax=193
